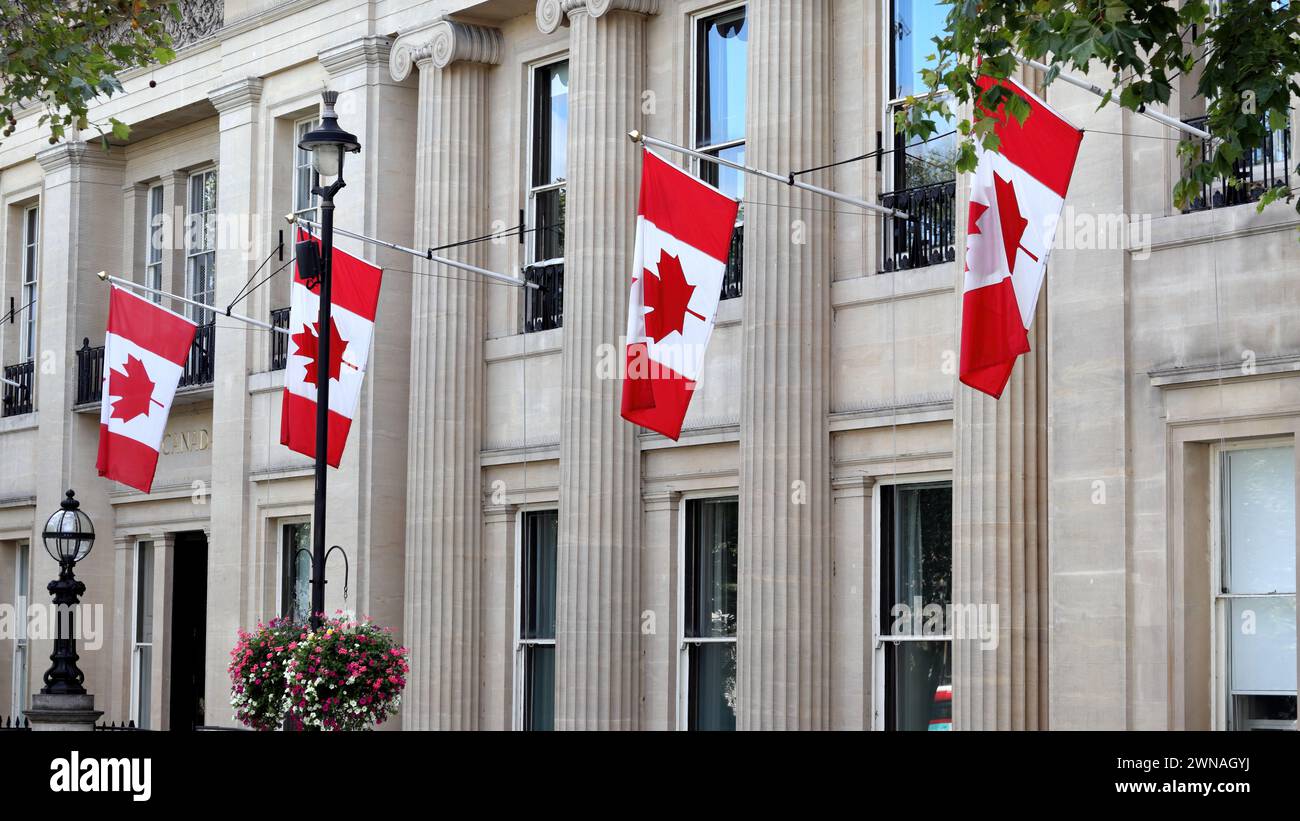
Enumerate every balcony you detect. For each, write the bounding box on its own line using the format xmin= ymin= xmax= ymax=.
xmin=524 ymin=263 xmax=564 ymax=333
xmin=880 ymin=180 xmax=957 ymax=273
xmin=1181 ymin=115 xmax=1293 ymax=213
xmin=720 ymin=224 xmax=744 ymax=300
xmin=75 ymin=323 xmax=216 ymax=406
xmin=270 ymin=307 xmax=290 ymax=371
xmin=2 ymin=361 xmax=33 ymax=417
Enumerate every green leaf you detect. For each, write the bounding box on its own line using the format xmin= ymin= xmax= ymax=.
xmin=110 ymin=119 xmax=130 ymax=141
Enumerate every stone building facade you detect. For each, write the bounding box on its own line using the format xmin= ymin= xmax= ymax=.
xmin=0 ymin=0 xmax=1295 ymax=731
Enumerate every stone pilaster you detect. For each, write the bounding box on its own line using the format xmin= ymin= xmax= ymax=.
xmin=736 ymin=0 xmax=834 ymax=730
xmin=536 ymin=0 xmax=657 ymax=730
xmin=481 ymin=502 xmax=517 ymax=730
xmin=831 ymin=475 xmax=874 ymax=729
xmin=641 ymin=489 xmax=679 ymax=730
xmin=206 ymin=76 xmax=263 ymax=727
xmin=390 ymin=20 xmax=500 ymax=730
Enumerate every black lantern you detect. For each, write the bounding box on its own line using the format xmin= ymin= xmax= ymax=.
xmin=39 ymin=490 xmax=95 ymax=695
xmin=297 ymin=90 xmax=360 ymax=180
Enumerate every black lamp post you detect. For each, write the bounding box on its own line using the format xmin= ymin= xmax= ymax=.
xmin=40 ymin=490 xmax=95 ymax=695
xmin=297 ymin=90 xmax=360 ymax=630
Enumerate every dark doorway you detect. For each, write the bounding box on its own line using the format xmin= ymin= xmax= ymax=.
xmin=169 ymin=531 xmax=207 ymax=731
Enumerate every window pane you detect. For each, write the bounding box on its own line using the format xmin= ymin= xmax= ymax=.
xmin=523 ymin=511 xmax=558 ymax=640
xmin=697 ymin=9 xmax=747 ymax=148
xmin=891 ymin=0 xmax=947 ymax=100
xmin=1230 ymin=596 xmax=1297 ymax=694
xmin=688 ymin=642 xmax=737 ymax=730
xmin=147 ymin=187 xmax=164 ymax=265
xmin=686 ymin=498 xmax=738 ymax=638
xmin=1224 ymin=446 xmax=1296 ymax=594
xmin=534 ymin=187 xmax=565 ymax=262
xmin=284 ymin=523 xmax=312 ymax=623
xmin=135 ymin=645 xmax=153 ymax=729
xmin=524 ymin=644 xmax=555 ymax=731
xmin=136 ymin=542 xmax=154 ymax=644
xmin=887 ymin=640 xmax=952 ymax=731
xmin=533 ymin=62 xmax=568 ymax=187
xmin=701 ymin=143 xmax=746 ymax=206
xmin=1230 ymin=694 xmax=1297 ymax=730
xmin=894 ymin=104 xmax=958 ymax=189
xmin=888 ymin=483 xmax=953 ymax=618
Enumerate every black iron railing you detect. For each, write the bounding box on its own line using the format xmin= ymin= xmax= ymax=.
xmin=178 ymin=322 xmax=216 ymax=389
xmin=1181 ymin=114 xmax=1293 ymax=213
xmin=720 ymin=224 xmax=744 ymax=300
xmin=75 ymin=339 xmax=104 ymax=406
xmin=0 ymin=715 xmax=30 ymax=731
xmin=881 ymin=180 xmax=957 ymax=273
xmin=270 ymin=307 xmax=291 ymax=371
xmin=94 ymin=720 xmax=144 ymax=731
xmin=2 ymin=360 xmax=34 ymax=417
xmin=76 ymin=323 xmax=215 ymax=405
xmin=524 ymin=262 xmax=564 ymax=333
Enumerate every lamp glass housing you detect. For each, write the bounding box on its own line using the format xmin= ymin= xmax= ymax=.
xmin=42 ymin=491 xmax=95 ymax=565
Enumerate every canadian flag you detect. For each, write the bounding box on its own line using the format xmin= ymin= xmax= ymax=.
xmin=960 ymin=75 xmax=1083 ymax=398
xmin=281 ymin=228 xmax=383 ymax=467
xmin=621 ymin=149 xmax=739 ymax=440
xmin=96 ymin=286 xmax=198 ymax=493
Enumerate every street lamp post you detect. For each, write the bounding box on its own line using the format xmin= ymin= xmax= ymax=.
xmin=297 ymin=90 xmax=360 ymax=630
xmin=39 ymin=490 xmax=96 ymax=695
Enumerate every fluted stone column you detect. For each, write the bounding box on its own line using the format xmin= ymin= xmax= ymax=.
xmin=536 ymin=0 xmax=657 ymax=730
xmin=951 ymin=67 xmax=1049 ymax=730
xmin=736 ymin=0 xmax=834 ymax=730
xmin=392 ymin=19 xmax=501 ymax=730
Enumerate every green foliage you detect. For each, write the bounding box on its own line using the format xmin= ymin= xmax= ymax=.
xmin=899 ymin=0 xmax=1300 ymax=215
xmin=0 ymin=1 xmax=178 ymax=146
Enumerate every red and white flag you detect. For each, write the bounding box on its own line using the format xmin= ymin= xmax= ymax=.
xmin=621 ymin=149 xmax=739 ymax=440
xmin=96 ymin=286 xmax=198 ymax=493
xmin=960 ymin=75 xmax=1082 ymax=398
xmin=281 ymin=228 xmax=383 ymax=467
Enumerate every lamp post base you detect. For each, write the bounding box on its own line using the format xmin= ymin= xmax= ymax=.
xmin=24 ymin=693 xmax=103 ymax=732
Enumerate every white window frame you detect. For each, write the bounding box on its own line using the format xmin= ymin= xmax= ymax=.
xmin=675 ymin=491 xmax=740 ymax=731
xmin=293 ymin=117 xmax=320 ymax=226
xmin=512 ymin=505 xmax=558 ymax=731
xmin=129 ymin=539 xmax=155 ymax=728
xmin=1210 ymin=437 xmax=1297 ymax=731
xmin=276 ymin=518 xmax=312 ymax=622
xmin=871 ymin=470 xmax=953 ymax=731
xmin=880 ymin=1 xmax=954 ymax=194
xmin=20 ymin=205 xmax=39 ymax=362
xmin=185 ymin=169 xmax=217 ymax=322
xmin=11 ymin=542 xmax=30 ymax=717
xmin=145 ymin=184 xmax=165 ymax=302
xmin=525 ymin=58 xmax=569 ymax=269
xmin=689 ymin=1 xmax=747 ymax=217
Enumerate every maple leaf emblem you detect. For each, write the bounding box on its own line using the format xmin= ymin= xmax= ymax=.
xmin=291 ymin=317 xmax=350 ymax=386
xmin=642 ymin=250 xmax=706 ymax=343
xmin=108 ymin=355 xmax=163 ymax=423
xmin=991 ymin=172 xmax=1040 ymax=269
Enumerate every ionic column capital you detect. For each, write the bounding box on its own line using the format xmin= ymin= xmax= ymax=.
xmin=390 ymin=18 xmax=503 ymax=81
xmin=535 ymin=0 xmax=660 ymax=35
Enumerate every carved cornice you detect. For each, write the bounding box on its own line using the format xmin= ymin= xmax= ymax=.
xmin=389 ymin=18 xmax=503 ymax=81
xmin=207 ymin=77 xmax=264 ymax=113
xmin=36 ymin=141 xmax=124 ymax=173
xmin=319 ymin=35 xmax=393 ymax=76
xmin=536 ymin=0 xmax=661 ymax=35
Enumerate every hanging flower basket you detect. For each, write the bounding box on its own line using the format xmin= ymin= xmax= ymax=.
xmin=229 ymin=613 xmax=409 ymax=731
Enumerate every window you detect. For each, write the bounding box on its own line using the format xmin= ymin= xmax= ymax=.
xmin=145 ymin=185 xmax=164 ymax=302
xmin=887 ymin=0 xmax=957 ymax=191
xmin=21 ymin=206 xmax=38 ymax=361
xmin=524 ymin=61 xmax=568 ymax=333
xmin=11 ymin=542 xmax=29 ymax=716
xmin=679 ymin=497 xmax=738 ymax=730
xmin=1215 ymin=443 xmax=1296 ymax=730
xmin=875 ymin=481 xmax=953 ymax=731
xmin=293 ymin=118 xmax=319 ymax=227
xmin=281 ymin=522 xmax=312 ymax=624
xmin=185 ymin=170 xmax=217 ymax=322
xmin=130 ymin=541 xmax=155 ymax=728
xmin=515 ymin=510 xmax=557 ymax=730
xmin=694 ymin=5 xmax=747 ymax=299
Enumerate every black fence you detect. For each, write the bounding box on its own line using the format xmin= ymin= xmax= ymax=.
xmin=94 ymin=720 xmax=145 ymax=731
xmin=1182 ymin=114 xmax=1293 ymax=213
xmin=881 ymin=180 xmax=957 ymax=273
xmin=2 ymin=360 xmax=33 ymax=417
xmin=270 ymin=306 xmax=291 ymax=370
xmin=0 ymin=715 xmax=30 ymax=731
xmin=77 ymin=323 xmax=216 ymax=405
xmin=524 ymin=262 xmax=564 ymax=333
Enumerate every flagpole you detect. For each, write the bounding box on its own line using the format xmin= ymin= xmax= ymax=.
xmin=1013 ymin=55 xmax=1212 ymax=140
xmin=627 ymin=131 xmax=913 ymax=220
xmin=287 ymin=214 xmax=540 ymax=290
xmin=95 ymin=271 xmax=289 ymax=334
